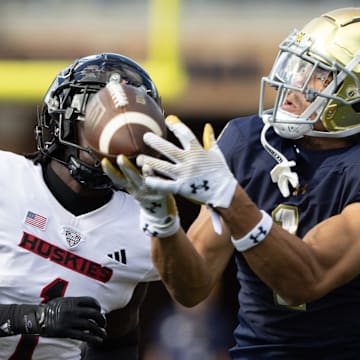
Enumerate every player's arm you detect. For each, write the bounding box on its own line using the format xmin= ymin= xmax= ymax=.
xmin=221 ymin=191 xmax=360 ymax=306
xmin=152 ymin=205 xmax=234 ymax=306
xmin=81 ymin=283 xmax=148 ymax=360
xmin=0 ymin=296 xmax=106 ymax=343
xmin=137 ymin=116 xmax=360 ymax=306
xmin=101 ymin=155 xmax=233 ymax=307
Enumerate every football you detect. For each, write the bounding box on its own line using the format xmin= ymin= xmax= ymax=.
xmin=83 ymin=82 xmax=166 ymax=160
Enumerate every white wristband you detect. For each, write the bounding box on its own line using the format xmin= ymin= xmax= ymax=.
xmin=231 ymin=210 xmax=273 ymax=252
xmin=140 ymin=210 xmax=180 ymax=238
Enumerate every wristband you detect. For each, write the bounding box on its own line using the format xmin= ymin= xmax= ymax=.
xmin=0 ymin=304 xmax=40 ymax=337
xmin=140 ymin=211 xmax=180 ymax=238
xmin=231 ymin=210 xmax=273 ymax=252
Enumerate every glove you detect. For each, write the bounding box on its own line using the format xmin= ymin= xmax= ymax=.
xmin=8 ymin=297 xmax=106 ymax=344
xmin=101 ymin=156 xmax=180 ymax=238
xmin=137 ymin=115 xmax=238 ymax=208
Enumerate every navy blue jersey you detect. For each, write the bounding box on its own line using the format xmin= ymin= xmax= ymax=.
xmin=217 ymin=115 xmax=360 ymax=359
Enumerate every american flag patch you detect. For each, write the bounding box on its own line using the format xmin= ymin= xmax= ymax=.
xmin=25 ymin=211 xmax=48 ymax=230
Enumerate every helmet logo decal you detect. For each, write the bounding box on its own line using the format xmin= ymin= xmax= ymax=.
xmin=295 ymin=32 xmax=305 ymax=43
xmin=293 ymin=31 xmax=312 ymax=49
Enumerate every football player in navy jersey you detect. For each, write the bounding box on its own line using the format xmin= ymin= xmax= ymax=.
xmin=103 ymin=8 xmax=360 ymax=360
xmin=0 ymin=53 xmax=162 ymax=359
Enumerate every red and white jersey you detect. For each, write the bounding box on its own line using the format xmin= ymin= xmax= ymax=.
xmin=0 ymin=150 xmax=160 ymax=359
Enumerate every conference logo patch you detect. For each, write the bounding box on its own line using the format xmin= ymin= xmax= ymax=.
xmin=61 ymin=226 xmax=84 ymax=248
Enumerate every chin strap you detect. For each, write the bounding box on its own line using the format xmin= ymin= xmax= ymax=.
xmin=68 ymin=156 xmax=113 ymax=190
xmin=260 ymin=121 xmax=299 ymax=198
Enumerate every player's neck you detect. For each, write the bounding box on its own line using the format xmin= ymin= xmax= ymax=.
xmin=49 ymin=159 xmax=111 ymax=196
xmin=295 ymin=136 xmax=355 ymax=150
xmin=50 ymin=159 xmax=83 ymax=193
xmin=295 ymin=120 xmax=357 ymax=149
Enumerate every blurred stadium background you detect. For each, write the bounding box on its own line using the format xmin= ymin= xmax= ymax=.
xmin=1 ymin=0 xmax=358 ymax=358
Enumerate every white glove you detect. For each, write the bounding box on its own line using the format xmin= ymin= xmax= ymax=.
xmin=137 ymin=115 xmax=238 ymax=209
xmin=101 ymin=157 xmax=180 ymax=238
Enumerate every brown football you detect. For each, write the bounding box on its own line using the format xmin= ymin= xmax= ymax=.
xmin=83 ymin=82 xmax=166 ymax=160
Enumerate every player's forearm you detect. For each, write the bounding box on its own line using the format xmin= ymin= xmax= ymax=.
xmin=151 ymin=227 xmax=214 ymax=307
xmin=218 ymin=186 xmax=324 ymax=305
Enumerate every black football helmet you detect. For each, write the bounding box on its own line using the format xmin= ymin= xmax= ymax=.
xmin=36 ymin=52 xmax=162 ymax=189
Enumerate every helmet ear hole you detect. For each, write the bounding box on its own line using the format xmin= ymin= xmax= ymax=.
xmin=351 ymin=101 xmax=360 ymax=113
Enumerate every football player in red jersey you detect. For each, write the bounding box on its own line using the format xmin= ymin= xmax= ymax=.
xmin=0 ymin=53 xmax=162 ymax=359
xmin=104 ymin=8 xmax=360 ymax=360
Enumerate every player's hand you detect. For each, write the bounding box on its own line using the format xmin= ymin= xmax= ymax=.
xmin=35 ymin=297 xmax=106 ymax=344
xmin=137 ymin=115 xmax=238 ymax=208
xmin=102 ymin=156 xmax=180 ymax=238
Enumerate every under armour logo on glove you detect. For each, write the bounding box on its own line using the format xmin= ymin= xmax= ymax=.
xmin=142 ymin=223 xmax=158 ymax=237
xmin=102 ymin=156 xmax=180 ymax=238
xmin=140 ymin=213 xmax=180 ymax=238
xmin=145 ymin=201 xmax=162 ymax=214
xmin=137 ymin=116 xmax=238 ymax=209
xmin=190 ymin=180 xmax=210 ymax=194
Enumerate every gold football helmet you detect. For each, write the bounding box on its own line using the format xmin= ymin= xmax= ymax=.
xmin=260 ymin=7 xmax=360 ymax=139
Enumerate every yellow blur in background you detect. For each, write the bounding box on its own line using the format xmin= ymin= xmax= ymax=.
xmin=0 ymin=0 xmax=356 ymax=152
xmin=0 ymin=0 xmax=187 ymax=103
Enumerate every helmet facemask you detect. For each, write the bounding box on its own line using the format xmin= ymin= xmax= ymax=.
xmin=260 ymin=28 xmax=360 ymax=139
xmin=261 ymin=30 xmax=340 ymax=139
xmin=258 ymin=8 xmax=360 ymax=197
